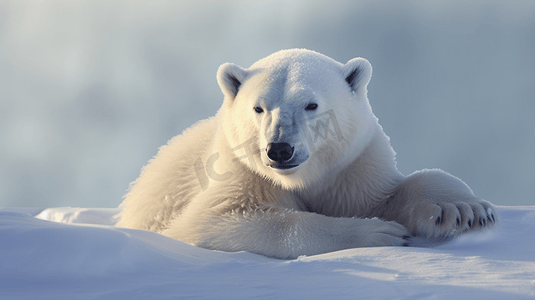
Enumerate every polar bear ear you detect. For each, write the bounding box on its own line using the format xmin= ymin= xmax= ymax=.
xmin=342 ymin=57 xmax=373 ymax=96
xmin=217 ymin=62 xmax=249 ymax=99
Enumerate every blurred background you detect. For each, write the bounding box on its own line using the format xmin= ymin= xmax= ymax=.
xmin=1 ymin=0 xmax=534 ymax=208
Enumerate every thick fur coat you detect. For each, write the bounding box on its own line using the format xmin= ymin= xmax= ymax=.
xmin=116 ymin=49 xmax=497 ymax=259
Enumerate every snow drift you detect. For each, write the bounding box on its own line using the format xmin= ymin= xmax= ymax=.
xmin=1 ymin=206 xmax=534 ymax=299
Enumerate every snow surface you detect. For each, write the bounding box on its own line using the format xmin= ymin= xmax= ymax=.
xmin=1 ymin=206 xmax=534 ymax=299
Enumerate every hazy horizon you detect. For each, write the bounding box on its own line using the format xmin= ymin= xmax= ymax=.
xmin=1 ymin=0 xmax=534 ymax=208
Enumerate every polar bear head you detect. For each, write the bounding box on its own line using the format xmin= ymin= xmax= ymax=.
xmin=217 ymin=49 xmax=378 ymax=189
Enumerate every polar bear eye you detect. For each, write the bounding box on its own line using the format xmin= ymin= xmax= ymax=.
xmin=253 ymin=106 xmax=264 ymax=113
xmin=305 ymin=103 xmax=318 ymax=111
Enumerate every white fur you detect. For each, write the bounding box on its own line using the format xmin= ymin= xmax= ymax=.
xmin=116 ymin=49 xmax=498 ymax=259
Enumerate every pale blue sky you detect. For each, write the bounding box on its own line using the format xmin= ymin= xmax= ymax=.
xmin=1 ymin=0 xmax=534 ymax=207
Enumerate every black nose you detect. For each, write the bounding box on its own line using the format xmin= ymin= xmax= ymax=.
xmin=266 ymin=143 xmax=294 ymax=162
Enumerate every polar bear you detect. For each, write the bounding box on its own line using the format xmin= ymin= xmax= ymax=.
xmin=116 ymin=49 xmax=497 ymax=259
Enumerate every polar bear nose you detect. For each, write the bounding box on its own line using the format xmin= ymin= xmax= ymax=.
xmin=266 ymin=143 xmax=294 ymax=162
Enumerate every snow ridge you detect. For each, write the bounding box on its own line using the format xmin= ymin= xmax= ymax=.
xmin=1 ymin=206 xmax=534 ymax=299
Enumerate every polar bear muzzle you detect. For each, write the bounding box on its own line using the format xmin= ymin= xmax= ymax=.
xmin=266 ymin=142 xmax=297 ymax=170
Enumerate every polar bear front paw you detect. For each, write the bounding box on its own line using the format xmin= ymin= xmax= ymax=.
xmin=410 ymin=199 xmax=497 ymax=239
xmin=355 ymin=218 xmax=411 ymax=247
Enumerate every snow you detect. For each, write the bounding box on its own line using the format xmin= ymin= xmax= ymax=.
xmin=1 ymin=206 xmax=534 ymax=299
